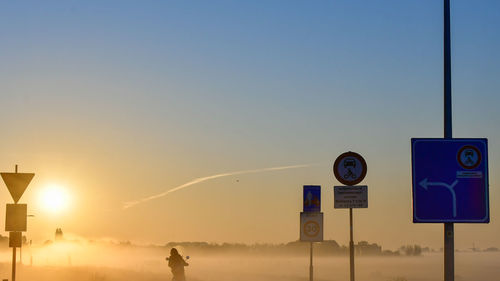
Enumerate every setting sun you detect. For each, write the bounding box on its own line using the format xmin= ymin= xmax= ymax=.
xmin=39 ymin=184 xmax=70 ymax=213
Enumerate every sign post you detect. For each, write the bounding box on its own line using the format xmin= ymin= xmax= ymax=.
xmin=1 ymin=165 xmax=35 ymax=281
xmin=333 ymin=152 xmax=367 ymax=281
xmin=443 ymin=1 xmax=454 ymax=280
xmin=411 ymin=139 xmax=489 ymax=281
xmin=411 ymin=2 xmax=490 ymax=281
xmin=309 ymin=241 xmax=313 ymax=281
xmin=300 ymin=185 xmax=323 ymax=281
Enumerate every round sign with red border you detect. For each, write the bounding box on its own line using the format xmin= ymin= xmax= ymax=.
xmin=333 ymin=151 xmax=367 ymax=186
xmin=457 ymin=145 xmax=481 ymax=169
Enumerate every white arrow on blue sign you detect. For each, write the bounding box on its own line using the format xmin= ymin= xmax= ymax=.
xmin=411 ymin=138 xmax=489 ymax=223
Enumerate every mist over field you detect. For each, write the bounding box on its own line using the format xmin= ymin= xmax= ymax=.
xmin=0 ymin=240 xmax=498 ymax=281
xmin=1 ymin=1 xmax=500 ymax=281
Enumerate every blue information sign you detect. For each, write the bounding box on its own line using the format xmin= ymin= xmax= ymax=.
xmin=303 ymin=185 xmax=321 ymax=212
xmin=411 ymin=138 xmax=489 ymax=223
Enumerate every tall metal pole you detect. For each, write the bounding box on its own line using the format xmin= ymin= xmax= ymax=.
xmin=349 ymin=208 xmax=355 ymax=281
xmin=443 ymin=1 xmax=454 ymax=281
xmin=309 ymin=242 xmax=313 ymax=281
xmin=12 ymin=247 xmax=16 ymax=281
xmin=444 ymin=1 xmax=452 ymax=137
xmin=12 ymin=164 xmax=18 ymax=281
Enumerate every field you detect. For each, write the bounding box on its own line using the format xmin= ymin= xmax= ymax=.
xmin=0 ymin=244 xmax=498 ymax=281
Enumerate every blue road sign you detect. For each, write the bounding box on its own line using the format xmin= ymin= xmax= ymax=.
xmin=303 ymin=185 xmax=321 ymax=212
xmin=411 ymin=138 xmax=489 ymax=223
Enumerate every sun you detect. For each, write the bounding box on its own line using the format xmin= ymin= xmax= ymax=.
xmin=39 ymin=184 xmax=70 ymax=213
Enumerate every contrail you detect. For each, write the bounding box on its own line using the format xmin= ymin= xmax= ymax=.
xmin=123 ymin=163 xmax=314 ymax=209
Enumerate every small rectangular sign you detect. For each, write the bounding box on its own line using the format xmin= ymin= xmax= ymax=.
xmin=303 ymin=185 xmax=321 ymax=212
xmin=300 ymin=212 xmax=323 ymax=242
xmin=334 ymin=186 xmax=368 ymax=208
xmin=5 ymin=204 xmax=27 ymax=232
xmin=9 ymin=231 xmax=22 ymax=248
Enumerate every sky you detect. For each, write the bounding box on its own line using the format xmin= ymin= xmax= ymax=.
xmin=0 ymin=0 xmax=499 ymax=250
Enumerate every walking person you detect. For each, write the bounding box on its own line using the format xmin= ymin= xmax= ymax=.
xmin=166 ymin=248 xmax=189 ymax=281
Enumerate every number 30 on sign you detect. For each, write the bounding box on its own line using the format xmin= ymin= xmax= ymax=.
xmin=300 ymin=212 xmax=323 ymax=242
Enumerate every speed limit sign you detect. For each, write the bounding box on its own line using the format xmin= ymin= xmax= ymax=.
xmin=300 ymin=212 xmax=323 ymax=242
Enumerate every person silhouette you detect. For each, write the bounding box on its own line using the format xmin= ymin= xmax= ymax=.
xmin=166 ymin=248 xmax=189 ymax=281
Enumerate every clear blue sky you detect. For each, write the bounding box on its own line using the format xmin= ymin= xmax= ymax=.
xmin=0 ymin=1 xmax=499 ymax=249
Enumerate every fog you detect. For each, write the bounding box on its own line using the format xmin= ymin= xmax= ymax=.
xmin=0 ymin=242 xmax=498 ymax=281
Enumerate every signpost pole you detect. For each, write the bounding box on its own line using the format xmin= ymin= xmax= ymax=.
xmin=444 ymin=223 xmax=454 ymax=281
xmin=349 ymin=208 xmax=355 ymax=281
xmin=333 ymin=153 xmax=366 ymax=281
xmin=2 ymin=164 xmax=34 ymax=281
xmin=443 ymin=1 xmax=454 ymax=281
xmin=309 ymin=242 xmax=313 ymax=281
xmin=12 ymin=247 xmax=16 ymax=281
xmin=301 ymin=186 xmax=322 ymax=281
xmin=444 ymin=1 xmax=452 ymax=137
xmin=12 ymin=164 xmax=18 ymax=281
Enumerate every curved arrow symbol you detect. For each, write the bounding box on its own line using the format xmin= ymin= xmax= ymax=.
xmin=419 ymin=178 xmax=459 ymax=217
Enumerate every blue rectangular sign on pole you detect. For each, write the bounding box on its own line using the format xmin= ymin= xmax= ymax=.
xmin=411 ymin=138 xmax=489 ymax=223
xmin=303 ymin=185 xmax=321 ymax=213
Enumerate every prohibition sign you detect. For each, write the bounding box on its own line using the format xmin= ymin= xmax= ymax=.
xmin=457 ymin=145 xmax=481 ymax=170
xmin=333 ymin=151 xmax=367 ymax=186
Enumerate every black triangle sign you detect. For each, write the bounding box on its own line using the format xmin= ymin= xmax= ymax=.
xmin=1 ymin=173 xmax=35 ymax=203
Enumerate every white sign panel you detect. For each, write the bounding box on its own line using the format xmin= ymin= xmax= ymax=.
xmin=300 ymin=212 xmax=323 ymax=242
xmin=334 ymin=186 xmax=368 ymax=208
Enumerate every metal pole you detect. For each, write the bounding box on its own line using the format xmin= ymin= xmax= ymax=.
xmin=12 ymin=165 xmax=18 ymax=281
xmin=444 ymin=224 xmax=454 ymax=281
xmin=444 ymin=1 xmax=452 ymax=137
xmin=309 ymin=242 xmax=313 ymax=281
xmin=349 ymin=208 xmax=355 ymax=281
xmin=443 ymin=1 xmax=454 ymax=281
xmin=12 ymin=246 xmax=16 ymax=281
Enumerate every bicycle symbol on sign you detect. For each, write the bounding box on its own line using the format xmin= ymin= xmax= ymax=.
xmin=343 ymin=158 xmax=357 ymax=179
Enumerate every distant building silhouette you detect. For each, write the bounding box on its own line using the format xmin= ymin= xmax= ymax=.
xmin=55 ymin=228 xmax=64 ymax=241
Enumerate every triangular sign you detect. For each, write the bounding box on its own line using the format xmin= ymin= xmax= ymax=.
xmin=1 ymin=173 xmax=35 ymax=203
